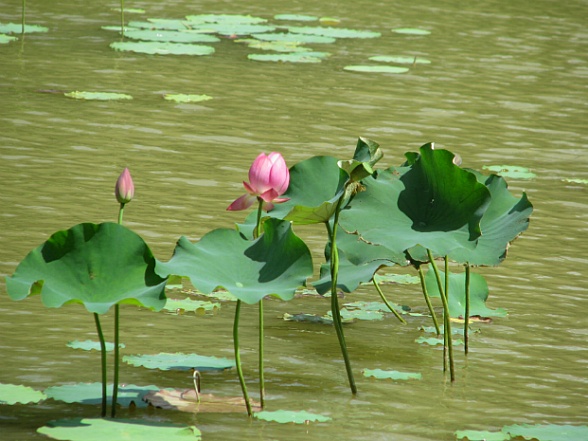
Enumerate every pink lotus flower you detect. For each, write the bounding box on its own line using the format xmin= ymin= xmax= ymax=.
xmin=114 ymin=167 xmax=134 ymax=204
xmin=227 ymin=152 xmax=290 ymax=211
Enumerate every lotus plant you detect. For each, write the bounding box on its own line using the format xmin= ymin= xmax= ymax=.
xmin=227 ymin=152 xmax=290 ymax=411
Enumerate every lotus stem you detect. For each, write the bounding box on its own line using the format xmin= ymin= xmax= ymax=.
xmin=93 ymin=313 xmax=108 ymax=418
xmin=328 ymin=197 xmax=357 ymax=395
xmin=464 ymin=264 xmax=471 ymax=354
xmin=111 ymin=304 xmax=120 ymax=417
xmin=233 ymin=300 xmax=252 ymax=416
xmin=254 ymin=199 xmax=265 ymax=408
xmin=444 ymin=256 xmax=455 ymax=381
xmin=120 ymin=0 xmax=125 ymax=38
xmin=372 ymin=278 xmax=406 ymax=324
xmin=21 ymin=0 xmax=25 ymax=34
xmin=417 ymin=265 xmax=440 ymax=335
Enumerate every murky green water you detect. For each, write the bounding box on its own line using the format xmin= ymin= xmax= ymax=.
xmin=1 ymin=0 xmax=587 ymax=439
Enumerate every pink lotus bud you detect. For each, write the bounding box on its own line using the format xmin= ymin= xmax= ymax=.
xmin=115 ymin=167 xmax=134 ymax=204
xmin=227 ymin=152 xmax=290 ymax=211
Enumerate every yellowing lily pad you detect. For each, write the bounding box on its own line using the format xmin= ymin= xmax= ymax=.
xmin=144 ymin=388 xmax=262 ymax=413
xmin=123 ymin=353 xmax=234 ymax=371
xmin=369 ymin=55 xmax=431 ymax=64
xmin=362 ymin=369 xmax=422 ymax=380
xmin=0 ymin=384 xmax=46 ymax=404
xmin=64 ymin=91 xmax=133 ymax=101
xmin=163 ymin=94 xmax=213 ymax=103
xmin=483 ymin=165 xmax=536 ymax=179
xmin=344 ymin=65 xmax=409 ymax=73
xmin=254 ymin=410 xmax=331 ymax=424
xmin=392 ymin=28 xmax=431 ymax=35
xmin=66 ymin=340 xmax=125 ymax=351
xmin=110 ymin=41 xmax=215 ymax=55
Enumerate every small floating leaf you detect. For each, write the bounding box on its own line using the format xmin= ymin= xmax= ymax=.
xmin=362 ymin=369 xmax=422 ymax=380
xmin=185 ymin=14 xmax=268 ymax=25
xmin=283 ymin=312 xmax=336 ymax=325
xmin=502 ymin=424 xmax=588 ymax=441
xmin=192 ymin=23 xmax=276 ymax=36
xmin=44 ymin=383 xmax=158 ymax=408
xmin=64 ymin=91 xmax=133 ymax=101
xmin=328 ymin=307 xmax=384 ymax=321
xmin=127 ymin=20 xmax=189 ymax=31
xmin=319 ymin=17 xmax=341 ymax=26
xmin=0 ymin=23 xmax=49 ymax=33
xmin=373 ymin=273 xmax=420 ymax=284
xmin=0 ymin=384 xmax=46 ymax=404
xmin=123 ymin=353 xmax=235 ymax=371
xmin=416 ymin=336 xmax=464 ymax=346
xmin=251 ymin=32 xmax=336 ymax=44
xmin=255 ymin=410 xmax=331 ymax=424
xmin=110 ymin=41 xmax=215 ymax=56
xmin=66 ymin=340 xmax=125 ymax=351
xmin=0 ymin=33 xmax=17 ymax=43
xmin=563 ymin=178 xmax=588 ymax=184
xmin=392 ymin=28 xmax=431 ymax=35
xmin=455 ymin=429 xmax=507 ymax=441
xmin=248 ymin=52 xmax=328 ymax=63
xmin=163 ymin=94 xmax=213 ymax=103
xmin=369 ymin=55 xmax=431 ymax=64
xmin=288 ymin=25 xmax=380 ymax=39
xmin=482 ymin=165 xmax=536 ymax=179
xmin=237 ymin=39 xmax=310 ymax=52
xmin=124 ymin=30 xmax=220 ymax=43
xmin=274 ymin=14 xmax=318 ymax=22
xmin=163 ymin=297 xmax=219 ymax=313
xmin=344 ymin=65 xmax=409 ymax=73
xmin=38 ymin=418 xmax=201 ymax=441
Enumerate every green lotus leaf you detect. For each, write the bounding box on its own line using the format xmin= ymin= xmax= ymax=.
xmin=5 ymin=223 xmax=168 ymax=314
xmin=369 ymin=55 xmax=431 ymax=64
xmin=416 ymin=336 xmax=464 ymax=346
xmin=251 ymin=32 xmax=336 ymax=44
xmin=373 ymin=273 xmax=419 ymax=284
xmin=64 ymin=91 xmax=133 ymax=101
xmin=110 ymin=41 xmax=215 ymax=55
xmin=38 ymin=418 xmax=201 ymax=440
xmin=455 ymin=429 xmax=507 ymax=441
xmin=340 ymin=144 xmax=491 ymax=258
xmin=0 ymin=33 xmax=17 ymax=43
xmin=392 ymin=28 xmax=431 ymax=35
xmin=101 ymin=25 xmax=140 ymax=32
xmin=162 ymin=298 xmax=220 ymax=313
xmin=482 ymin=164 xmax=536 ymax=179
xmin=344 ymin=65 xmax=410 ymax=73
xmin=254 ymin=410 xmax=331 ymax=424
xmin=344 ymin=301 xmax=408 ymax=315
xmin=238 ymin=39 xmax=311 ymax=52
xmin=127 ymin=20 xmax=190 ymax=30
xmin=362 ymin=369 xmax=422 ymax=380
xmin=274 ymin=14 xmax=318 ymax=22
xmin=66 ymin=340 xmax=125 ymax=351
xmin=502 ymin=424 xmax=588 ymax=441
xmin=0 ymin=384 xmax=46 ymax=404
xmin=424 ymin=269 xmax=506 ymax=318
xmin=157 ymin=218 xmax=312 ymax=304
xmin=163 ymin=93 xmax=213 ymax=103
xmin=124 ymin=30 xmax=219 ymax=43
xmin=0 ymin=23 xmax=48 ymax=33
xmin=44 ymin=383 xmax=159 ymax=408
xmin=123 ymin=353 xmax=234 ymax=371
xmin=287 ymin=26 xmax=381 ymax=39
xmin=420 ymin=325 xmax=465 ymax=335
xmin=329 ymin=307 xmax=384 ymax=321
xmin=248 ymin=52 xmax=328 ymax=62
xmin=563 ymin=178 xmax=588 ymax=184
xmin=185 ymin=14 xmax=268 ymax=24
xmin=193 ymin=23 xmax=276 ymax=36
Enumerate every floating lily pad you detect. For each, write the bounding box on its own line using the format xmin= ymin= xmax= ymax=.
xmin=456 ymin=424 xmax=588 ymax=441
xmin=0 ymin=384 xmax=46 ymax=404
xmin=344 ymin=65 xmax=410 ymax=73
xmin=0 ymin=23 xmax=49 ymax=33
xmin=163 ymin=94 xmax=213 ymax=103
xmin=362 ymin=369 xmax=422 ymax=380
xmin=369 ymin=55 xmax=431 ymax=64
xmin=283 ymin=312 xmax=355 ymax=325
xmin=163 ymin=297 xmax=220 ymax=313
xmin=64 ymin=91 xmax=133 ymax=101
xmin=251 ymin=32 xmax=336 ymax=44
xmin=319 ymin=17 xmax=341 ymax=25
xmin=287 ymin=25 xmax=380 ymax=39
xmin=563 ymin=178 xmax=588 ymax=184
xmin=455 ymin=429 xmax=507 ymax=441
xmin=248 ymin=52 xmax=328 ymax=63
xmin=0 ymin=33 xmax=17 ymax=43
xmin=66 ymin=340 xmax=125 ymax=351
xmin=392 ymin=28 xmax=431 ymax=35
xmin=328 ymin=307 xmax=384 ymax=321
xmin=127 ymin=20 xmax=189 ymax=31
xmin=110 ymin=41 xmax=215 ymax=55
xmin=344 ymin=301 xmax=408 ymax=315
xmin=373 ymin=273 xmax=420 ymax=284
xmin=274 ymin=14 xmax=318 ymax=22
xmin=482 ymin=165 xmax=536 ymax=180
xmin=101 ymin=25 xmax=140 ymax=32
xmin=191 ymin=23 xmax=276 ymax=36
xmin=124 ymin=29 xmax=220 ymax=43
xmin=237 ymin=39 xmax=311 ymax=52
xmin=144 ymin=388 xmax=261 ymax=413
xmin=415 ymin=336 xmax=464 ymax=346
xmin=44 ymin=383 xmax=158 ymax=408
xmin=38 ymin=418 xmax=201 ymax=441
xmin=255 ymin=410 xmax=331 ymax=424
xmin=123 ymin=353 xmax=235 ymax=372
xmin=185 ymin=14 xmax=268 ymax=25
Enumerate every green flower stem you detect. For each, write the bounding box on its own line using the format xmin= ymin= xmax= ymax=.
xmin=372 ymin=278 xmax=406 ymax=324
xmin=464 ymin=264 xmax=471 ymax=355
xmin=444 ymin=256 xmax=455 ymax=381
xmin=111 ymin=202 xmax=125 ymax=418
xmin=417 ymin=265 xmax=440 ymax=335
xmin=21 ymin=0 xmax=25 ymax=34
xmin=93 ymin=313 xmax=108 ymax=418
xmin=328 ymin=197 xmax=357 ymax=395
xmin=254 ymin=198 xmax=265 ymax=408
xmin=120 ymin=0 xmax=125 ymax=38
xmin=233 ymin=300 xmax=252 ymax=416
xmin=426 ymin=250 xmax=455 ymax=382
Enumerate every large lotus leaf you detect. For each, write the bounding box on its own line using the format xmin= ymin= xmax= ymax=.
xmin=110 ymin=41 xmax=215 ymax=55
xmin=6 ymin=223 xmax=168 ymax=314
xmin=37 ymin=418 xmax=201 ymax=441
xmin=254 ymin=410 xmax=331 ymax=424
xmin=339 ymin=144 xmax=491 ymax=257
xmin=123 ymin=353 xmax=234 ymax=371
xmin=362 ymin=369 xmax=422 ymax=380
xmin=0 ymin=384 xmax=46 ymax=404
xmin=156 ymin=218 xmax=312 ymax=304
xmin=424 ymin=268 xmax=507 ymax=318
xmin=456 ymin=424 xmax=588 ymax=441
xmin=44 ymin=383 xmax=159 ymax=408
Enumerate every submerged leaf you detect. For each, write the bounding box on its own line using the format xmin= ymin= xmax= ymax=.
xmin=362 ymin=369 xmax=422 ymax=380
xmin=144 ymin=388 xmax=261 ymax=413
xmin=482 ymin=165 xmax=536 ymax=180
xmin=255 ymin=410 xmax=331 ymax=424
xmin=0 ymin=384 xmax=46 ymax=404
xmin=123 ymin=353 xmax=234 ymax=372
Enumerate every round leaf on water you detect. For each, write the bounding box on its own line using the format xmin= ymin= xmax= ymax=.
xmin=66 ymin=340 xmax=125 ymax=352
xmin=163 ymin=94 xmax=213 ymax=103
xmin=192 ymin=23 xmax=275 ymax=36
xmin=0 ymin=33 xmax=17 ymax=43
xmin=0 ymin=23 xmax=48 ymax=34
xmin=185 ymin=14 xmax=268 ymax=24
xmin=123 ymin=353 xmax=234 ymax=372
xmin=44 ymin=383 xmax=159 ymax=408
xmin=251 ymin=32 xmax=336 ymax=44
xmin=37 ymin=418 xmax=201 ymax=441
xmin=369 ymin=55 xmax=431 ymax=64
xmin=330 ymin=307 xmax=384 ymax=321
xmin=124 ymin=30 xmax=219 ymax=43
xmin=274 ymin=14 xmax=318 ymax=22
xmin=5 ymin=223 xmax=168 ymax=314
xmin=288 ymin=26 xmax=380 ymax=39
xmin=255 ymin=410 xmax=331 ymax=424
xmin=416 ymin=336 xmax=464 ymax=346
xmin=482 ymin=164 xmax=536 ymax=180
xmin=502 ymin=424 xmax=588 ymax=441
xmin=127 ymin=20 xmax=190 ymax=31
xmin=392 ymin=28 xmax=431 ymax=35
xmin=248 ymin=52 xmax=328 ymax=63
xmin=238 ymin=39 xmax=311 ymax=53
xmin=162 ymin=298 xmax=220 ymax=313
xmin=156 ymin=218 xmax=313 ymax=304
xmin=455 ymin=429 xmax=507 ymax=441
xmin=110 ymin=41 xmax=215 ymax=55
xmin=362 ymin=369 xmax=422 ymax=380
xmin=64 ymin=91 xmax=133 ymax=101
xmin=344 ymin=65 xmax=409 ymax=73
xmin=0 ymin=384 xmax=46 ymax=404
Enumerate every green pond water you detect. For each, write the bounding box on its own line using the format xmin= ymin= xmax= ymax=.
xmin=1 ymin=0 xmax=587 ymax=439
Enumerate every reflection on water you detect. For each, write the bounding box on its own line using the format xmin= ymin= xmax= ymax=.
xmin=1 ymin=0 xmax=587 ymax=439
